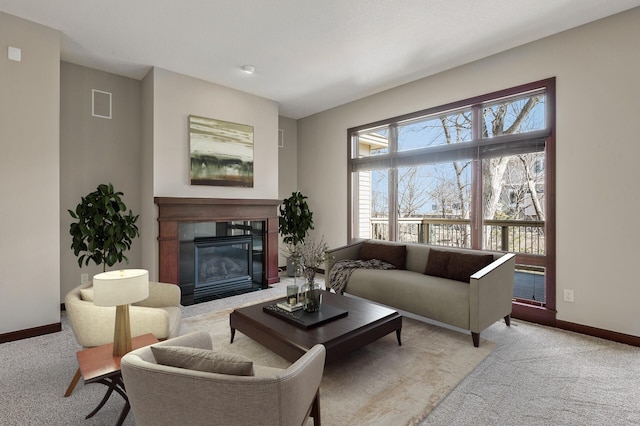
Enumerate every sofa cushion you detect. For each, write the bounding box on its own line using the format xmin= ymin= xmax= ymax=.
xmin=359 ymin=241 xmax=406 ymax=269
xmin=151 ymin=346 xmax=254 ymax=376
xmin=424 ymin=249 xmax=494 ymax=283
xmin=347 ymin=268 xmax=470 ymax=330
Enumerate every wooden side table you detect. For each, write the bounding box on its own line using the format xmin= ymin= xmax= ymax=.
xmin=77 ymin=333 xmax=159 ymax=425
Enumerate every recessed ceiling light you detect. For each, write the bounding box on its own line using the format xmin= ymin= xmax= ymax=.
xmin=242 ymin=64 xmax=256 ymax=74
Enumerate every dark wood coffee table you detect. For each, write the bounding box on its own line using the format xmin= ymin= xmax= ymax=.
xmin=230 ymin=291 xmax=402 ymax=363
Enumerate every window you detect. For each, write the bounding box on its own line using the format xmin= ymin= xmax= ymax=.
xmin=348 ymin=79 xmax=556 ymax=319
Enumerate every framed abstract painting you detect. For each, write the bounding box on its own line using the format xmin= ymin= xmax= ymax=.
xmin=189 ymin=115 xmax=254 ymax=187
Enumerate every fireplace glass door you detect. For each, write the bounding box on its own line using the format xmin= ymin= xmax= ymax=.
xmin=194 ymin=235 xmax=253 ymax=299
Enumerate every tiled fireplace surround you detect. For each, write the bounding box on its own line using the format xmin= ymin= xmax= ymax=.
xmin=155 ymin=197 xmax=281 ymax=298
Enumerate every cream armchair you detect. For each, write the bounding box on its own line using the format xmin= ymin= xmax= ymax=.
xmin=121 ymin=331 xmax=326 ymax=426
xmin=64 ymin=281 xmax=182 ymax=396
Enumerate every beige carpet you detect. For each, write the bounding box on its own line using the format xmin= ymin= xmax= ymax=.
xmin=183 ymin=298 xmax=496 ymax=426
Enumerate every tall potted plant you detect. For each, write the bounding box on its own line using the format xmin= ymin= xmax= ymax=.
xmin=68 ymin=183 xmax=140 ymax=273
xmin=279 ymin=191 xmax=314 ymax=276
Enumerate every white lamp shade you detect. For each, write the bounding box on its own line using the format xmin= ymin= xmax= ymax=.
xmin=92 ymin=269 xmax=149 ymax=307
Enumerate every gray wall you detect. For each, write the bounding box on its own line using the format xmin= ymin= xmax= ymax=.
xmin=59 ymin=62 xmax=143 ymax=299
xmin=139 ymin=68 xmax=280 ymax=280
xmin=278 ymin=116 xmax=298 ymax=200
xmin=277 ymin=116 xmax=298 ymax=266
xmin=0 ymin=13 xmax=60 ymax=333
xmin=61 ymin=65 xmax=280 ymax=293
xmin=140 ymin=68 xmax=156 ymax=284
xmin=297 ymin=8 xmax=640 ymax=337
xmin=149 ymin=68 xmax=279 ymax=199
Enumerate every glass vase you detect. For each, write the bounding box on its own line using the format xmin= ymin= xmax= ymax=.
xmin=301 ymin=269 xmax=321 ymax=313
xmin=292 ymin=258 xmax=301 ymax=287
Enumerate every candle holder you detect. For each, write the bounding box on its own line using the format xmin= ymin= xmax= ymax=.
xmin=286 ymin=284 xmax=299 ymax=306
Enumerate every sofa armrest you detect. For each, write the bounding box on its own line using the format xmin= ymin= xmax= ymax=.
xmin=325 ymin=241 xmax=363 ymax=275
xmin=469 ymin=252 xmax=516 ymax=333
xmin=135 ymin=281 xmax=181 ymax=308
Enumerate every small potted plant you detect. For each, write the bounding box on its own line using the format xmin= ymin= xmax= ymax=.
xmin=68 ymin=183 xmax=140 ymax=273
xmin=298 ymin=237 xmax=331 ymax=286
xmin=279 ymin=191 xmax=314 ymax=276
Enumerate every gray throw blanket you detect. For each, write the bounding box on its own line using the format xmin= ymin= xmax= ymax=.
xmin=328 ymin=259 xmax=396 ymax=294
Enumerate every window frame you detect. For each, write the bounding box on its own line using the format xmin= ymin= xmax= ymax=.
xmin=347 ymin=78 xmax=556 ymax=325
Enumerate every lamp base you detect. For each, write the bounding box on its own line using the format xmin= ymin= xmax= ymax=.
xmin=113 ymin=304 xmax=132 ymax=357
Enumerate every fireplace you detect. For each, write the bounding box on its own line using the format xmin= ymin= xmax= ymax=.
xmin=155 ymin=197 xmax=280 ymax=305
xmin=179 ymin=222 xmax=264 ymax=304
xmin=195 ymin=235 xmax=252 ymax=292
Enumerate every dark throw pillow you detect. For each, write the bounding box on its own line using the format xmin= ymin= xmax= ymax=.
xmin=359 ymin=241 xmax=407 ymax=269
xmin=424 ymin=249 xmax=494 ymax=283
xmin=151 ymin=345 xmax=254 ymax=376
xmin=447 ymin=252 xmax=494 ymax=283
xmin=423 ymin=248 xmax=452 ymax=278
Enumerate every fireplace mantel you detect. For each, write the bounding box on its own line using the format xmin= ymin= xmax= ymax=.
xmin=155 ymin=197 xmax=281 ymax=289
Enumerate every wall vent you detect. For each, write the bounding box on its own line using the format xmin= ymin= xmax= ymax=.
xmin=92 ymin=89 xmax=112 ymax=119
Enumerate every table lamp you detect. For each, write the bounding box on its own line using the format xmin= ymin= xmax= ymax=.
xmin=92 ymin=269 xmax=149 ymax=357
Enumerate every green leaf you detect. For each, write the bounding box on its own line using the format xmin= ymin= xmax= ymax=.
xmin=67 ymin=183 xmax=139 ymax=269
xmin=279 ymin=191 xmax=314 ymax=246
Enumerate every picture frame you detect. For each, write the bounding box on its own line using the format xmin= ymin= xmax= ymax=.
xmin=189 ymin=115 xmax=254 ymax=187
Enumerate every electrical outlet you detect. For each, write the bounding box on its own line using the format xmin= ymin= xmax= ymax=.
xmin=81 ymin=273 xmax=89 ymax=284
xmin=563 ymin=289 xmax=574 ymax=303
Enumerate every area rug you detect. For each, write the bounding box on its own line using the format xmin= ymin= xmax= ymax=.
xmin=183 ymin=300 xmax=496 ymax=426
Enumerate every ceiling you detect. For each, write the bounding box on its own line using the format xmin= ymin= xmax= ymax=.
xmin=2 ymin=1 xmax=639 ymax=119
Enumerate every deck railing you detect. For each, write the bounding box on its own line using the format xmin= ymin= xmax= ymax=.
xmin=370 ymin=217 xmax=545 ymax=255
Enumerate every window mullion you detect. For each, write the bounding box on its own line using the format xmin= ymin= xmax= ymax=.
xmin=471 ymin=157 xmax=482 ymax=250
xmin=388 ymin=124 xmax=399 ymax=241
xmin=471 ymin=105 xmax=483 ymax=250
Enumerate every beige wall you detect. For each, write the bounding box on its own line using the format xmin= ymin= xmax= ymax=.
xmin=0 ymin=13 xmax=60 ymax=333
xmin=278 ymin=116 xmax=298 ymax=200
xmin=140 ymin=68 xmax=280 ymax=280
xmin=277 ymin=116 xmax=298 ymax=266
xmin=58 ymin=65 xmax=281 ymax=289
xmin=140 ymin=69 xmax=156 ymax=284
xmin=150 ymin=68 xmax=279 ymax=199
xmin=298 ymin=8 xmax=640 ymax=337
xmin=59 ymin=62 xmax=143 ymax=299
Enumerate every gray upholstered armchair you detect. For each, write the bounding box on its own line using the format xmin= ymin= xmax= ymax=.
xmin=64 ymin=281 xmax=182 ymax=396
xmin=121 ymin=331 xmax=326 ymax=426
